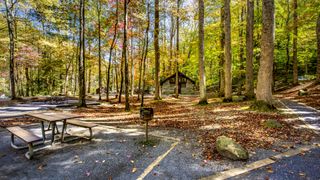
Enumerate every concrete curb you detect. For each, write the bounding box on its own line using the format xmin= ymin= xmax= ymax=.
xmin=200 ymin=144 xmax=318 ymax=180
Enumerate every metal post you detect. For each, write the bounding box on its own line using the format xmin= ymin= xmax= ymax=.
xmin=41 ymin=121 xmax=46 ymax=143
xmin=61 ymin=120 xmax=67 ymax=143
xmin=51 ymin=122 xmax=56 ymax=144
xmin=146 ymin=121 xmax=149 ymax=142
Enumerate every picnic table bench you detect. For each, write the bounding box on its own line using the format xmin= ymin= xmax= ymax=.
xmin=5 ymin=112 xmax=98 ymax=159
xmin=6 ymin=126 xmax=43 ymax=159
xmin=64 ymin=120 xmax=98 ymax=141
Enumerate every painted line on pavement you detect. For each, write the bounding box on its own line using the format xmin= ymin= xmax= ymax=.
xmin=137 ymin=141 xmax=179 ymax=180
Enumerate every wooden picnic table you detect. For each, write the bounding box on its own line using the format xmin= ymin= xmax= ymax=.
xmin=27 ymin=112 xmax=82 ymax=144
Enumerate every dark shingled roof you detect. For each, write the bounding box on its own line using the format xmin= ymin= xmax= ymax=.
xmin=160 ymin=71 xmax=196 ymax=86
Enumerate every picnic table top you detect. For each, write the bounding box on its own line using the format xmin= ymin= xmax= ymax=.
xmin=27 ymin=112 xmax=82 ymax=122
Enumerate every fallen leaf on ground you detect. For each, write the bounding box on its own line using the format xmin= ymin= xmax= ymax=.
xmin=132 ymin=167 xmax=137 ymax=173
xmin=37 ymin=164 xmax=46 ymax=170
xmin=266 ymin=166 xmax=273 ymax=173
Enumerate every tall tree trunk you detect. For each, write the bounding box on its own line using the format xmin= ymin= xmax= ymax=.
xmin=245 ymin=0 xmax=255 ymax=98
xmin=130 ymin=24 xmax=135 ymax=96
xmin=37 ymin=68 xmax=40 ymax=94
xmin=124 ymin=0 xmax=130 ymax=111
xmin=87 ymin=69 xmax=91 ymax=94
xmin=256 ymin=0 xmax=274 ymax=104
xmin=78 ymin=0 xmax=86 ymax=107
xmin=4 ymin=0 xmax=16 ymax=99
xmin=255 ymin=0 xmax=262 ymax=67
xmin=198 ymin=0 xmax=207 ymax=104
xmin=138 ymin=27 xmax=144 ymax=101
xmin=175 ymin=0 xmax=180 ymax=98
xmin=317 ymin=14 xmax=320 ymax=82
xmin=238 ymin=6 xmax=245 ymax=95
xmin=97 ymin=0 xmax=102 ymax=100
xmin=141 ymin=2 xmax=150 ymax=107
xmin=25 ymin=67 xmax=30 ymax=97
xmin=224 ymin=0 xmax=232 ymax=101
xmin=169 ymin=13 xmax=175 ymax=75
xmin=292 ymin=0 xmax=298 ymax=85
xmin=115 ymin=56 xmax=119 ymax=95
xmin=154 ymin=0 xmax=161 ymax=100
xmin=162 ymin=14 xmax=167 ymax=76
xmin=107 ymin=0 xmax=118 ymax=101
xmin=285 ymin=0 xmax=290 ymax=82
xmin=119 ymin=52 xmax=124 ymax=103
xmin=219 ymin=7 xmax=225 ymax=97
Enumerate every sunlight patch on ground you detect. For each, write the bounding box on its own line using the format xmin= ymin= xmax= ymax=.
xmin=200 ymin=124 xmax=222 ymax=130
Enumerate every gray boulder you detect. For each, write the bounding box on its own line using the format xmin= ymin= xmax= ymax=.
xmin=215 ymin=136 xmax=249 ymax=160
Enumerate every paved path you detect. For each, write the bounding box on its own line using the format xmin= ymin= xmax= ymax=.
xmin=229 ymin=100 xmax=320 ymax=180
xmin=0 ymin=101 xmax=100 ymax=119
xmin=230 ymin=148 xmax=320 ymax=180
xmin=0 ymin=104 xmax=50 ymax=118
xmin=281 ymin=99 xmax=320 ymax=134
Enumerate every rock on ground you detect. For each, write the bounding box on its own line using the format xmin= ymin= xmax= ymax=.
xmin=215 ymin=136 xmax=249 ymax=161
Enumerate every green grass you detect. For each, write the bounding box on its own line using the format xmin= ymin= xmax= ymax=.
xmin=262 ymin=119 xmax=283 ymax=129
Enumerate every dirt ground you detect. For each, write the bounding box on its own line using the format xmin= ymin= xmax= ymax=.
xmin=71 ymin=95 xmax=318 ymax=160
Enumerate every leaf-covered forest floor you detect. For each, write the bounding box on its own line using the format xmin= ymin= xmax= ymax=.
xmin=0 ymin=82 xmax=319 ymax=162
xmin=70 ymin=95 xmax=317 ymax=161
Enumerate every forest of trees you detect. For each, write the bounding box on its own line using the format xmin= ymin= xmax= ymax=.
xmin=0 ymin=0 xmax=319 ymax=108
